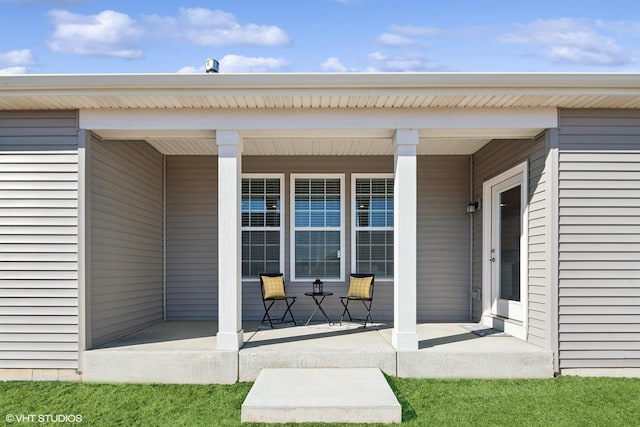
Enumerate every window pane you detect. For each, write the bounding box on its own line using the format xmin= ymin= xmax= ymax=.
xmin=241 ymin=177 xmax=282 ymax=278
xmin=295 ymin=230 xmax=340 ymax=278
xmin=355 ymin=230 xmax=393 ymax=279
xmin=355 ymin=177 xmax=394 ymax=231
xmin=241 ymin=219 xmax=281 ymax=278
xmin=294 ymin=177 xmax=342 ymax=279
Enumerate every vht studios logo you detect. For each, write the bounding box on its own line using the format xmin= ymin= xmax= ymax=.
xmin=5 ymin=414 xmax=83 ymax=423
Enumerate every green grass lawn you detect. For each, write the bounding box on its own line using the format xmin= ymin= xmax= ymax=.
xmin=1 ymin=376 xmax=639 ymax=426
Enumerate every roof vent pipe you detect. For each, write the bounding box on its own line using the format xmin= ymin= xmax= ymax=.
xmin=205 ymin=58 xmax=219 ymax=73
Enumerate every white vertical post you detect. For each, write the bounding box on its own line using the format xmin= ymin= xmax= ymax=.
xmin=392 ymin=129 xmax=419 ymax=350
xmin=216 ymin=130 xmax=244 ymax=351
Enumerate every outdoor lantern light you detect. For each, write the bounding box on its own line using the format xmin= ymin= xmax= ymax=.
xmin=466 ymin=201 xmax=479 ymax=214
xmin=313 ymin=279 xmax=323 ymax=294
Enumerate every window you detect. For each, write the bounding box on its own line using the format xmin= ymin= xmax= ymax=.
xmin=241 ymin=175 xmax=284 ymax=278
xmin=291 ymin=174 xmax=344 ymax=281
xmin=352 ymin=174 xmax=394 ymax=279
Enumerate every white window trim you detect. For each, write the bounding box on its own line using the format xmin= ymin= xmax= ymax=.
xmin=481 ymin=161 xmax=528 ymax=340
xmin=241 ymin=173 xmax=285 ymax=281
xmin=351 ymin=173 xmax=394 ymax=281
xmin=290 ymin=173 xmax=345 ymax=282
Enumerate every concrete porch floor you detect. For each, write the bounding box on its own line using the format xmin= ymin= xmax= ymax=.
xmin=81 ymin=321 xmax=554 ymax=384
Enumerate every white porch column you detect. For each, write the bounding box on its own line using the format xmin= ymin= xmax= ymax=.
xmin=392 ymin=129 xmax=419 ymax=350
xmin=216 ymin=130 xmax=244 ymax=350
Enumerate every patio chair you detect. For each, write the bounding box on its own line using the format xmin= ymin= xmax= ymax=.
xmin=340 ymin=273 xmax=375 ymax=327
xmin=259 ymin=273 xmax=297 ymax=328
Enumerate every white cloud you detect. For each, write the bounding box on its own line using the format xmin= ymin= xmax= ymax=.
xmin=217 ymin=54 xmax=288 ymax=73
xmin=144 ymin=8 xmax=290 ymax=47
xmin=389 ymin=25 xmax=440 ymax=37
xmin=176 ymin=65 xmax=204 ymax=74
xmin=320 ymin=57 xmax=350 ymax=72
xmin=499 ymin=18 xmax=633 ymax=66
xmin=378 ymin=33 xmax=414 ymax=47
xmin=0 ymin=66 xmax=28 ymax=74
xmin=47 ymin=9 xmax=144 ymax=58
xmin=0 ymin=49 xmax=35 ymax=66
xmin=365 ymin=51 xmax=442 ymax=72
xmin=378 ymin=25 xmax=439 ymax=48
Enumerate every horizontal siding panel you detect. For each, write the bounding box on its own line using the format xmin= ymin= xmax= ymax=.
xmin=0 ymin=360 xmax=77 ymax=369
xmin=0 ymin=333 xmax=77 ymax=342
xmin=0 ymin=324 xmax=77 ymax=333
xmin=90 ymin=136 xmax=163 ymax=347
xmin=0 ymin=315 xmax=77 ymax=324
xmin=560 ymin=350 xmax=640 ymax=359
xmin=0 ymin=181 xmax=77 ymax=190
xmin=0 ymin=190 xmax=78 ymax=200
xmin=559 ymin=252 xmax=640 ymax=261
xmin=0 ymin=199 xmax=78 ymax=208
xmin=559 ymin=287 xmax=640 ymax=297
xmin=0 ymin=288 xmax=77 ymax=297
xmin=560 ymin=323 xmax=640 ymax=333
xmin=417 ymin=156 xmax=470 ymax=321
xmin=166 ymin=156 xmax=218 ymax=320
xmin=2 ymin=297 xmax=77 ymax=306
xmin=559 ymin=234 xmax=640 ymax=243
xmin=560 ymin=359 xmax=640 ymax=369
xmin=0 ymin=351 xmax=77 ymax=360
xmin=559 ymin=278 xmax=640 ymax=288
xmin=561 ymin=333 xmax=640 ymax=342
xmin=0 ymin=111 xmax=79 ymax=369
xmin=0 ymin=271 xmax=78 ymax=279
xmin=560 ymin=306 xmax=640 ymax=315
xmin=0 ymin=243 xmax=77 ymax=252
xmin=2 ymin=306 xmax=78 ymax=316
xmin=0 ymin=208 xmax=78 ymax=217
xmin=2 ymin=342 xmax=78 ymax=351
xmin=0 ymin=153 xmax=78 ymax=163
xmin=0 ymin=253 xmax=77 ymax=262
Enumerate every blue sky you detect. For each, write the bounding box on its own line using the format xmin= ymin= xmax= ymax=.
xmin=0 ymin=0 xmax=639 ymax=74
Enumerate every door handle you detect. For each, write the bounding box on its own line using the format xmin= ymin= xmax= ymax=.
xmin=490 ymin=257 xmax=496 ymax=262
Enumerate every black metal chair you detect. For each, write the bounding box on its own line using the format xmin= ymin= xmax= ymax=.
xmin=259 ymin=273 xmax=297 ymax=328
xmin=340 ymin=273 xmax=375 ymax=327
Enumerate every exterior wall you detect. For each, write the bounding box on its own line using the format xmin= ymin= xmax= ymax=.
xmin=0 ymin=111 xmax=79 ymax=369
xmin=557 ymin=109 xmax=640 ymax=371
xmin=89 ymin=136 xmax=163 ymax=346
xmin=162 ymin=154 xmax=472 ymax=322
xmin=417 ymin=156 xmax=471 ymax=321
xmin=166 ymin=156 xmax=218 ymax=320
xmin=472 ymin=135 xmax=551 ymax=348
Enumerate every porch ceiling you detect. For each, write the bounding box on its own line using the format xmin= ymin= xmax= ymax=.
xmin=141 ymin=136 xmax=496 ymax=156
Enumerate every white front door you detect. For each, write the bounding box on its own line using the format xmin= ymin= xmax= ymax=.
xmin=483 ymin=162 xmax=528 ymax=325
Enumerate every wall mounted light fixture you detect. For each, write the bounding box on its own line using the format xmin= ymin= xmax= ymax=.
xmin=466 ymin=201 xmax=479 ymax=214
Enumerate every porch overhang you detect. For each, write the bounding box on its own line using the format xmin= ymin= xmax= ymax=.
xmin=81 ymin=107 xmax=557 ymax=155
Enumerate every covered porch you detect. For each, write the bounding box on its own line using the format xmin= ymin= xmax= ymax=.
xmin=75 ymin=74 xmax=560 ymax=381
xmin=82 ymin=321 xmax=553 ymax=383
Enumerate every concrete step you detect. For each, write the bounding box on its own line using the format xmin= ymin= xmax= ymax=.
xmin=241 ymin=368 xmax=402 ymax=424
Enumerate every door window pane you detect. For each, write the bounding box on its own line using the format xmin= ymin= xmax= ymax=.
xmin=499 ymin=185 xmax=521 ymax=301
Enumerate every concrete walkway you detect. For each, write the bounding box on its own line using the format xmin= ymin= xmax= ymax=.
xmin=241 ymin=368 xmax=401 ymax=423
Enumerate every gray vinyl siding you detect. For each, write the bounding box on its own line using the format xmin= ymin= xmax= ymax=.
xmin=472 ymin=135 xmax=551 ymax=348
xmin=166 ymin=156 xmax=218 ymax=320
xmin=242 ymin=156 xmax=394 ymax=321
xmin=0 ymin=110 xmax=79 ymax=369
xmin=90 ymin=136 xmax=163 ymax=347
xmin=163 ymin=154 xmax=473 ymax=323
xmin=558 ymin=109 xmax=640 ymax=370
xmin=417 ymin=156 xmax=471 ymax=321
